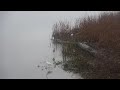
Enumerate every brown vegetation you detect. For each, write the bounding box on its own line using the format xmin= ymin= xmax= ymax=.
xmin=52 ymin=11 xmax=120 ymax=79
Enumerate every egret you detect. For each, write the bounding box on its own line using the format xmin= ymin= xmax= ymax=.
xmin=71 ymin=33 xmax=73 ymax=36
xmin=52 ymin=36 xmax=54 ymax=40
xmin=46 ymin=61 xmax=53 ymax=65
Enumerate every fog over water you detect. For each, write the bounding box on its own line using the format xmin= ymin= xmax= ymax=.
xmin=0 ymin=11 xmax=102 ymax=79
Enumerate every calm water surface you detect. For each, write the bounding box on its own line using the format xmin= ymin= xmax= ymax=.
xmin=0 ymin=11 xmax=101 ymax=79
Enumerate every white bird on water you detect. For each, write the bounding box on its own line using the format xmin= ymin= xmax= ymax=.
xmin=52 ymin=36 xmax=54 ymax=40
xmin=46 ymin=61 xmax=53 ymax=65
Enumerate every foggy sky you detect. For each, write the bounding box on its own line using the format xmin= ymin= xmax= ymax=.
xmin=0 ymin=11 xmax=102 ymax=40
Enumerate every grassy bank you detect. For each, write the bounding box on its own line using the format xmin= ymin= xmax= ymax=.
xmin=52 ymin=11 xmax=120 ymax=79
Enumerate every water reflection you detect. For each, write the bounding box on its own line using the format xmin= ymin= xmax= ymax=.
xmin=52 ymin=39 xmax=120 ymax=79
xmin=36 ymin=40 xmax=82 ymax=79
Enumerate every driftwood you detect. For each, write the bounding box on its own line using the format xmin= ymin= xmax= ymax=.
xmin=78 ymin=43 xmax=97 ymax=55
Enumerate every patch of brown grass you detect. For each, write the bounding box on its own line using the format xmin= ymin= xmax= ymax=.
xmin=53 ymin=12 xmax=120 ymax=54
xmin=52 ymin=12 xmax=120 ymax=79
xmin=76 ymin=12 xmax=120 ymax=51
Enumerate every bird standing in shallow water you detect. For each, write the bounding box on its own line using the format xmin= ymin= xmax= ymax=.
xmin=46 ymin=61 xmax=53 ymax=65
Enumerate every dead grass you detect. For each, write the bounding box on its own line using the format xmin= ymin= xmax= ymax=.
xmin=52 ymin=11 xmax=120 ymax=79
xmin=52 ymin=11 xmax=120 ymax=54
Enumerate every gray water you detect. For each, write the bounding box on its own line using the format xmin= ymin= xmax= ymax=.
xmin=0 ymin=11 xmax=102 ymax=79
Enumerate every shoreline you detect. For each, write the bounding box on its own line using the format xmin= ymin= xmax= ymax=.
xmin=51 ymin=11 xmax=120 ymax=79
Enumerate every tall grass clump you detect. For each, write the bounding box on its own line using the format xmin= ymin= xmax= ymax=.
xmin=52 ymin=11 xmax=120 ymax=79
xmin=52 ymin=11 xmax=120 ymax=55
xmin=52 ymin=21 xmax=72 ymax=41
